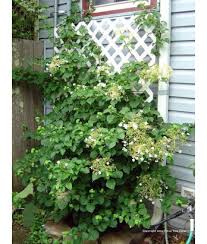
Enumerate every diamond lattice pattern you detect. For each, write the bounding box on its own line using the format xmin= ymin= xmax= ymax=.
xmin=76 ymin=15 xmax=156 ymax=72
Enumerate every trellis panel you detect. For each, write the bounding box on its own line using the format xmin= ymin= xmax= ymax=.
xmin=75 ymin=15 xmax=156 ymax=72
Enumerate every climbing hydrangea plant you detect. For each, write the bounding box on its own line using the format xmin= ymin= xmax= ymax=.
xmin=15 ymin=4 xmax=192 ymax=243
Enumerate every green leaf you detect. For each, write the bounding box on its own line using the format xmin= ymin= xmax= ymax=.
xmin=57 ymin=196 xmax=69 ymax=210
xmin=80 ymin=167 xmax=90 ymax=174
xmin=86 ymin=204 xmax=95 ymax=213
xmin=38 ymin=183 xmax=48 ymax=192
xmin=87 ymin=98 xmax=94 ymax=105
xmin=106 ymin=179 xmax=116 ymax=190
xmin=122 ymin=165 xmax=130 ymax=174
xmin=138 ymin=207 xmax=147 ymax=215
xmin=89 ymin=229 xmax=99 ymax=240
xmin=107 ymin=140 xmax=116 ymax=149
xmin=60 ymin=148 xmax=66 ymax=155
xmin=92 ymin=173 xmax=101 ymax=181
xmin=82 ymin=232 xmax=89 ymax=240
xmin=113 ymin=171 xmax=123 ymax=178
xmin=90 ymin=150 xmax=98 ymax=159
xmin=107 ymin=115 xmax=115 ymax=124
xmin=120 ymin=107 xmax=130 ymax=115
xmin=66 ymin=182 xmax=72 ymax=190
xmin=97 ymin=196 xmax=104 ymax=205
xmin=129 ymin=99 xmax=140 ymax=108
xmin=23 ymin=203 xmax=37 ymax=228
xmin=16 ymin=183 xmax=33 ymax=199
xmin=116 ymin=128 xmax=125 ymax=139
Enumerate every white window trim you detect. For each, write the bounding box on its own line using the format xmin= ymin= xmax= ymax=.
xmin=93 ymin=0 xmax=150 ymax=14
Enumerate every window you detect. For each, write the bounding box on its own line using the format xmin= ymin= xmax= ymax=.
xmin=83 ymin=0 xmax=157 ymax=17
xmin=94 ymin=0 xmax=127 ymax=6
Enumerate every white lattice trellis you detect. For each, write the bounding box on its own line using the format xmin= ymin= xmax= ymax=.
xmin=76 ymin=15 xmax=156 ymax=73
xmin=75 ymin=15 xmax=157 ymax=102
xmin=54 ymin=15 xmax=157 ymax=102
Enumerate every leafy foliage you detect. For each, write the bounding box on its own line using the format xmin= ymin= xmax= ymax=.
xmin=13 ymin=210 xmax=53 ymax=244
xmin=14 ymin=3 xmax=192 ymax=243
xmin=135 ymin=3 xmax=169 ymax=56
xmin=12 ymin=67 xmax=50 ymax=86
xmin=12 ymin=0 xmax=47 ymax=39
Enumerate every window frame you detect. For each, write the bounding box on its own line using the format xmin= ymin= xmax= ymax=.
xmin=82 ymin=0 xmax=157 ymax=17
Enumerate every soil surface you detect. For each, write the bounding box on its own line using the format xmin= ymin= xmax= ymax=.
xmin=144 ymin=230 xmax=195 ymax=244
xmin=12 ymin=222 xmax=29 ymax=244
xmin=13 ymin=220 xmax=195 ymax=244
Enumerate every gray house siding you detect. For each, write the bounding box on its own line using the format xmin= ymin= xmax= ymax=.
xmin=169 ymin=0 xmax=195 ymax=123
xmin=39 ymin=0 xmax=70 ymax=113
xmin=168 ymin=0 xmax=195 ymax=229
xmin=39 ymin=0 xmax=70 ymax=58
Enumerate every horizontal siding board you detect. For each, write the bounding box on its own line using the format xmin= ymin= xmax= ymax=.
xmin=39 ymin=28 xmax=53 ymax=39
xmin=39 ymin=17 xmax=54 ymax=27
xmin=171 ymin=56 xmax=195 ymax=70
xmin=176 ymin=179 xmax=195 ymax=192
xmin=168 ymin=111 xmax=195 ymax=123
xmin=171 ymin=41 xmax=195 ymax=56
xmin=188 ymin=132 xmax=195 ymax=142
xmin=42 ymin=6 xmax=54 ymax=17
xmin=43 ymin=39 xmax=54 ymax=49
xmin=169 ymin=97 xmax=195 ymax=113
xmin=170 ymin=165 xmax=194 ymax=183
xmin=173 ymin=153 xmax=195 ymax=168
xmin=40 ymin=15 xmax=67 ymax=29
xmin=178 ymin=141 xmax=195 ymax=156
xmin=45 ymin=48 xmax=54 ymax=58
xmin=58 ymin=15 xmax=67 ymax=23
xmin=40 ymin=0 xmax=68 ymax=7
xmin=169 ymin=84 xmax=195 ymax=98
xmin=171 ymin=27 xmax=195 ymax=41
xmin=170 ymin=70 xmax=195 ymax=84
xmin=43 ymin=4 xmax=68 ymax=18
xmin=40 ymin=0 xmax=54 ymax=6
xmin=172 ymin=0 xmax=195 ymax=13
xmin=59 ymin=0 xmax=69 ymax=4
xmin=171 ymin=12 xmax=195 ymax=27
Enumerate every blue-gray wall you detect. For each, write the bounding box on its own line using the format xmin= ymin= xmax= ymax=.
xmin=39 ymin=0 xmax=70 ymax=58
xmin=39 ymin=0 xmax=70 ymax=114
xmin=168 ymin=0 xmax=195 ymax=228
xmin=169 ymin=0 xmax=195 ymax=192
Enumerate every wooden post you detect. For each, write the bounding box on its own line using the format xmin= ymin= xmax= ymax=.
xmin=12 ymin=39 xmax=44 ymax=191
xmin=158 ymin=0 xmax=171 ymax=123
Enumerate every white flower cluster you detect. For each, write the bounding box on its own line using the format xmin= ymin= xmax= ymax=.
xmin=85 ymin=128 xmax=103 ymax=148
xmin=73 ymin=84 xmax=87 ymax=89
xmin=96 ymin=64 xmax=112 ymax=76
xmin=56 ymin=160 xmax=69 ymax=168
xmin=119 ymin=115 xmax=158 ymax=162
xmin=136 ymin=175 xmax=168 ymax=203
xmin=119 ymin=114 xmax=170 ymax=163
xmin=96 ymin=82 xmax=106 ymax=88
xmin=107 ymin=84 xmax=124 ymax=100
xmin=119 ymin=113 xmax=190 ymax=164
xmin=159 ymin=64 xmax=173 ymax=81
xmin=85 ymin=136 xmax=96 ymax=148
xmin=47 ymin=55 xmax=68 ymax=74
xmin=90 ymin=158 xmax=115 ymax=176
xmin=94 ymin=82 xmax=107 ymax=91
xmin=139 ymin=64 xmax=173 ymax=84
